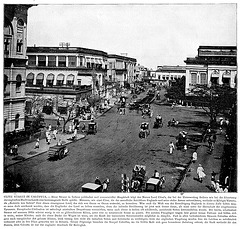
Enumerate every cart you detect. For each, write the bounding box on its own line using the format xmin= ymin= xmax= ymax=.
xmin=87 ymin=122 xmax=97 ymax=134
xmin=130 ymin=165 xmax=147 ymax=192
xmin=48 ymin=145 xmax=67 ymax=160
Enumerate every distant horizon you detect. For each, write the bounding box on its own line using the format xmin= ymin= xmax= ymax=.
xmin=27 ymin=4 xmax=237 ymax=69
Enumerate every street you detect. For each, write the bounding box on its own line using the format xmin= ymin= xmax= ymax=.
xmin=8 ymin=88 xmax=225 ymax=193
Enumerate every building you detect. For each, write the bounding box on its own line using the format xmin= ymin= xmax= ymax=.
xmin=4 ymin=4 xmax=34 ymax=133
xmin=155 ymin=65 xmax=186 ymax=86
xmin=107 ymin=54 xmax=137 ymax=87
xmin=184 ymin=46 xmax=237 ymax=95
xmin=26 ymin=46 xmax=108 ymax=113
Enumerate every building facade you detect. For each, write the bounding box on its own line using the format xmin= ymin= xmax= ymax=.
xmin=107 ymin=54 xmax=137 ymax=87
xmin=184 ymin=46 xmax=237 ymax=95
xmin=26 ymin=46 xmax=108 ymax=112
xmin=4 ymin=4 xmax=34 ymax=133
xmin=155 ymin=66 xmax=186 ymax=86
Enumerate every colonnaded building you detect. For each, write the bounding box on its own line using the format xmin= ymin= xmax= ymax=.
xmin=4 ymin=4 xmax=34 ymax=133
xmin=25 ymin=46 xmax=137 ymax=114
xmin=184 ymin=46 xmax=237 ymax=95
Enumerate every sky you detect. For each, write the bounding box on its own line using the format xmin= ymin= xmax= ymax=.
xmin=26 ymin=3 xmax=237 ymax=69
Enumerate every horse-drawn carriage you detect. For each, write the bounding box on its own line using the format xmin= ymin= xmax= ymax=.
xmin=139 ymin=122 xmax=150 ymax=138
xmin=48 ymin=145 xmax=69 ymax=160
xmin=130 ymin=165 xmax=147 ymax=192
xmin=168 ymin=119 xmax=179 ymax=127
xmin=145 ymin=176 xmax=165 ymax=192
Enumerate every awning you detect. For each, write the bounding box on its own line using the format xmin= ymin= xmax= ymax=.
xmin=211 ymin=74 xmax=219 ymax=78
xmin=57 ymin=74 xmax=65 ymax=80
xmin=36 ymin=73 xmax=44 ymax=80
xmin=27 ymin=73 xmax=34 ymax=80
xmin=47 ymin=74 xmax=54 ymax=80
xmin=67 ymin=75 xmax=74 ymax=80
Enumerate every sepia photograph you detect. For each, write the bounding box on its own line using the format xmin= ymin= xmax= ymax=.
xmin=3 ymin=1 xmax=237 ymax=194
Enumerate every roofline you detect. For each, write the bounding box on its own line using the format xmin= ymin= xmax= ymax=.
xmin=27 ymin=46 xmax=108 ymax=57
xmin=198 ymin=46 xmax=237 ymax=50
xmin=108 ymin=54 xmax=137 ymax=62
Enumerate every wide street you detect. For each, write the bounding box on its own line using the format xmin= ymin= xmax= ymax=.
xmin=7 ymin=88 xmax=222 ymax=193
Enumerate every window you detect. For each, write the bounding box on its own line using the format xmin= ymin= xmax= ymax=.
xmin=200 ymin=73 xmax=207 ymax=85
xmin=26 ymin=73 xmax=34 ymax=86
xmin=87 ymin=62 xmax=91 ymax=68
xmin=16 ymin=74 xmax=22 ymax=91
xmin=57 ymin=74 xmax=64 ymax=86
xmin=58 ymin=56 xmax=66 ymax=67
xmin=4 ymin=38 xmax=10 ymax=52
xmin=48 ymin=56 xmax=56 ymax=67
xmin=79 ymin=57 xmax=83 ymax=66
xmin=222 ymin=78 xmax=230 ymax=87
xmin=38 ymin=55 xmax=46 ymax=66
xmin=67 ymin=75 xmax=74 ymax=86
xmin=4 ymin=75 xmax=8 ymax=91
xmin=28 ymin=55 xmax=36 ymax=66
xmin=15 ymin=114 xmax=20 ymax=129
xmin=77 ymin=80 xmax=81 ymax=86
xmin=36 ymin=73 xmax=44 ymax=86
xmin=16 ymin=39 xmax=23 ymax=53
xmin=191 ymin=73 xmax=197 ymax=84
xmin=46 ymin=74 xmax=54 ymax=87
xmin=68 ymin=56 xmax=76 ymax=67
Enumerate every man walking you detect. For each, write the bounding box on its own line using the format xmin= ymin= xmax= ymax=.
xmin=169 ymin=141 xmax=175 ymax=154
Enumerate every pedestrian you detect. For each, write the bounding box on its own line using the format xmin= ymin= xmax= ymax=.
xmin=45 ymin=130 xmax=49 ymax=143
xmin=68 ymin=124 xmax=73 ymax=133
xmin=82 ymin=123 xmax=86 ymax=133
xmin=95 ymin=177 xmax=101 ymax=185
xmin=153 ymin=170 xmax=160 ymax=178
xmin=197 ymin=164 xmax=206 ymax=183
xmin=192 ymin=151 xmax=197 ymax=163
xmin=169 ymin=141 xmax=175 ymax=154
xmin=210 ymin=171 xmax=217 ymax=190
xmin=73 ymin=128 xmax=77 ymax=139
xmin=47 ymin=132 xmax=51 ymax=145
xmin=183 ymin=144 xmax=187 ymax=152
xmin=48 ymin=124 xmax=52 ymax=132
xmin=57 ymin=139 xmax=62 ymax=146
xmin=34 ymin=138 xmax=40 ymax=149
xmin=52 ymin=129 xmax=57 ymax=140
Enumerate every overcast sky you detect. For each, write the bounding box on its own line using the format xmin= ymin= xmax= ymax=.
xmin=27 ymin=3 xmax=237 ymax=69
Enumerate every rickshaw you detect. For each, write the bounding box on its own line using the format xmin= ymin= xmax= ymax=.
xmin=139 ymin=122 xmax=150 ymax=138
xmin=87 ymin=122 xmax=97 ymax=134
xmin=130 ymin=165 xmax=147 ymax=192
xmin=48 ymin=145 xmax=68 ymax=160
xmin=153 ymin=116 xmax=163 ymax=128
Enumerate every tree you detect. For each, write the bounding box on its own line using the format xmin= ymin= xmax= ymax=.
xmin=25 ymin=95 xmax=46 ymax=115
xmin=189 ymin=84 xmax=236 ymax=127
xmin=52 ymin=101 xmax=79 ymax=133
xmin=165 ymin=76 xmax=185 ymax=102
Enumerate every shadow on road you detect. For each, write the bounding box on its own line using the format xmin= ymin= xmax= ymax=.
xmin=161 ymin=159 xmax=188 ymax=168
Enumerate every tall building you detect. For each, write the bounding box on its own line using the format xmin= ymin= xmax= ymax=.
xmin=107 ymin=54 xmax=137 ymax=87
xmin=26 ymin=46 xmax=108 ymax=113
xmin=4 ymin=4 xmax=34 ymax=133
xmin=184 ymin=46 xmax=237 ymax=95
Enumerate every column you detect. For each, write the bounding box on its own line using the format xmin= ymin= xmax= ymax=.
xmin=46 ymin=56 xmax=49 ymax=67
xmin=56 ymin=56 xmax=58 ymax=67
xmin=66 ymin=56 xmax=68 ymax=67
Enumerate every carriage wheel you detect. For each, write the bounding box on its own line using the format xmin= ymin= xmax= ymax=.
xmin=59 ymin=149 xmax=64 ymax=159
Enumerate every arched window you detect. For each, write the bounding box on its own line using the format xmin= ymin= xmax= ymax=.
xmin=15 ymin=113 xmax=20 ymax=129
xmin=16 ymin=19 xmax=24 ymax=53
xmin=46 ymin=74 xmax=55 ymax=87
xmin=4 ymin=75 xmax=8 ymax=91
xmin=16 ymin=74 xmax=22 ymax=91
xmin=26 ymin=73 xmax=34 ymax=86
xmin=67 ymin=74 xmax=74 ymax=86
xmin=57 ymin=74 xmax=65 ymax=86
xmin=36 ymin=73 xmax=44 ymax=86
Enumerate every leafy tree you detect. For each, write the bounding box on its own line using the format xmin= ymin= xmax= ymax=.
xmin=165 ymin=76 xmax=186 ymax=102
xmin=52 ymin=102 xmax=79 ymax=133
xmin=189 ymin=84 xmax=236 ymax=127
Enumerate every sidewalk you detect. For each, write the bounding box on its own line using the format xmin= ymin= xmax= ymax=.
xmin=177 ymin=130 xmax=229 ymax=192
xmin=4 ymin=94 xmax=123 ymax=168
